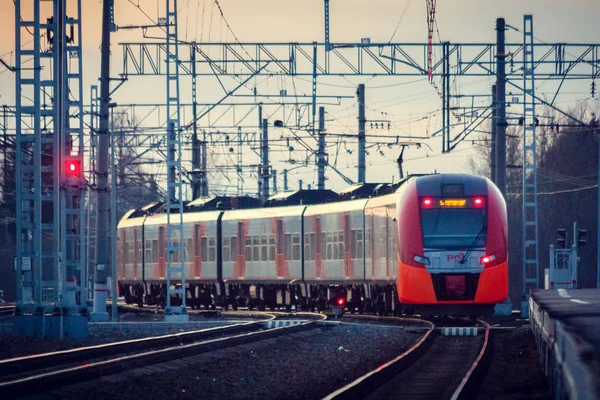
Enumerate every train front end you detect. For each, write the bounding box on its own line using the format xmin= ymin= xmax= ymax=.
xmin=396 ymin=174 xmax=508 ymax=315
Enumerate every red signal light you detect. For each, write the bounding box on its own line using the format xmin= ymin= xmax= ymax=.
xmin=482 ymin=256 xmax=490 ymax=263
xmin=422 ymin=198 xmax=432 ymax=207
xmin=474 ymin=197 xmax=484 ymax=207
xmin=336 ymin=297 xmax=345 ymax=306
xmin=65 ymin=160 xmax=81 ymax=177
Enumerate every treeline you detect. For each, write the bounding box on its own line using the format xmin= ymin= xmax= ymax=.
xmin=470 ymin=106 xmax=599 ymax=303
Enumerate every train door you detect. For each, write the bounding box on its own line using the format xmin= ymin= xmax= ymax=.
xmin=194 ymin=224 xmax=200 ymax=278
xmin=158 ymin=226 xmax=165 ymax=278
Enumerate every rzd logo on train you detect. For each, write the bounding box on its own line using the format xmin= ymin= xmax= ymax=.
xmin=447 ymin=253 xmax=465 ymax=261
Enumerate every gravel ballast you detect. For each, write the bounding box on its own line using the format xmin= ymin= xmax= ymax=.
xmin=32 ymin=322 xmax=423 ymax=400
xmin=0 ymin=314 xmax=240 ymax=359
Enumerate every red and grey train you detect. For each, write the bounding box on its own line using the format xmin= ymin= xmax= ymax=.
xmin=117 ymin=174 xmax=508 ymax=315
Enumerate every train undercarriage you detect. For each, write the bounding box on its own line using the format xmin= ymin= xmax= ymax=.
xmin=118 ymin=281 xmax=399 ymax=314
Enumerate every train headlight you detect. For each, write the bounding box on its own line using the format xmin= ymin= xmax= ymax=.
xmin=413 ymin=255 xmax=430 ymax=265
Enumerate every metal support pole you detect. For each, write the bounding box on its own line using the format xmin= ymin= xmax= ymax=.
xmin=311 ymin=43 xmax=318 ymax=133
xmin=598 ymin=127 xmax=600 ymax=288
xmin=299 ymin=179 xmax=303 ymax=191
xmin=191 ymin=44 xmax=201 ymax=199
xmin=272 ymin=170 xmax=277 ymax=194
xmin=496 ymin=18 xmax=507 ymax=198
xmin=442 ymin=42 xmax=451 ymax=153
xmin=201 ymin=130 xmax=207 ymax=197
xmin=317 ymin=106 xmax=326 ymax=190
xmin=324 ymin=0 xmax=330 ymax=51
xmin=491 ymin=84 xmax=497 ymax=182
xmin=358 ymin=84 xmax=366 ymax=183
xmin=283 ymin=169 xmax=288 ymax=191
xmin=110 ymin=109 xmax=117 ymax=321
xmin=192 ymin=132 xmax=200 ymax=199
xmin=262 ymin=118 xmax=269 ymax=202
xmin=91 ymin=0 xmax=111 ymax=322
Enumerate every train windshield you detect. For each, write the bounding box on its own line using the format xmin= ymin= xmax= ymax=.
xmin=421 ymin=208 xmax=486 ymax=250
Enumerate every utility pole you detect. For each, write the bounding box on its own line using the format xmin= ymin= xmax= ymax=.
xmin=496 ymin=18 xmax=507 ymax=197
xmin=192 ymin=132 xmax=201 ymax=199
xmin=357 ymin=84 xmax=366 ymax=183
xmin=272 ymin=170 xmax=277 ymax=194
xmin=261 ymin=118 xmax=269 ymax=203
xmin=283 ymin=169 xmax=288 ymax=191
xmin=317 ymin=106 xmax=326 ymax=190
xmin=491 ymin=84 xmax=497 ymax=183
xmin=200 ymin=130 xmax=208 ymax=197
xmin=191 ymin=43 xmax=201 ymax=199
xmin=597 ymin=123 xmax=600 ymax=288
xmin=91 ymin=0 xmax=111 ymax=322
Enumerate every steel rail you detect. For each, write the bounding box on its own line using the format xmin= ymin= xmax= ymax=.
xmin=322 ymin=317 xmax=435 ymax=400
xmin=449 ymin=319 xmax=492 ymax=400
xmin=0 ymin=316 xmax=323 ymax=397
xmin=0 ymin=313 xmax=277 ymax=377
xmin=322 ymin=316 xmax=492 ymax=400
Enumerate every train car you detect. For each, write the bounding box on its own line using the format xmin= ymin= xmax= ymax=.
xmin=116 ymin=173 xmax=507 ymax=316
xmin=220 ymin=205 xmax=306 ymax=310
xmin=303 ymin=199 xmax=369 ymax=310
xmin=364 ymin=192 xmax=398 ymax=312
xmin=396 ymin=174 xmax=508 ymax=315
xmin=117 ymin=208 xmax=222 ymax=308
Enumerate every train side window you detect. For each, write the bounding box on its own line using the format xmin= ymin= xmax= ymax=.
xmin=137 ymin=240 xmax=142 ymax=264
xmin=321 ymin=232 xmax=327 ymax=260
xmin=351 ymin=229 xmax=357 ymax=259
xmin=357 ymin=229 xmax=364 ymax=259
xmin=208 ymin=237 xmax=216 ymax=262
xmin=172 ymin=237 xmax=180 ymax=263
xmin=223 ymin=238 xmax=230 ymax=262
xmin=304 ymin=234 xmax=310 ymax=262
xmin=152 ymin=239 xmax=158 ymax=263
xmin=325 ymin=232 xmax=332 ymax=260
xmin=129 ymin=241 xmax=134 ymax=264
xmin=292 ymin=233 xmax=300 ymax=261
xmin=269 ymin=235 xmax=276 ymax=261
xmin=201 ymin=237 xmax=208 ymax=262
xmin=253 ymin=236 xmax=260 ymax=262
xmin=230 ymin=236 xmax=237 ymax=261
xmin=365 ymin=228 xmax=370 ymax=259
xmin=186 ymin=238 xmax=193 ymax=263
xmin=338 ymin=230 xmax=345 ymax=259
xmin=309 ymin=233 xmax=316 ymax=261
xmin=245 ymin=237 xmax=252 ymax=261
xmin=284 ymin=233 xmax=292 ymax=260
xmin=332 ymin=232 xmax=339 ymax=260
xmin=261 ymin=235 xmax=268 ymax=262
xmin=145 ymin=239 xmax=152 ymax=264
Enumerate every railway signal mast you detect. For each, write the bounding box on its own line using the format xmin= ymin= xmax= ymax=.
xmin=14 ymin=0 xmax=88 ymax=338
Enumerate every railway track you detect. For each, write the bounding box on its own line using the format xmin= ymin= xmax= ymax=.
xmin=0 ymin=312 xmax=324 ymax=398
xmin=0 ymin=305 xmax=14 ymax=316
xmin=322 ymin=318 xmax=492 ymax=400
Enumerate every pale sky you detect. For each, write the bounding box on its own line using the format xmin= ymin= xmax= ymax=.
xmin=1 ymin=1 xmax=599 ymax=196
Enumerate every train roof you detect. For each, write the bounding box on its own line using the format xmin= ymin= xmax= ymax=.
xmin=118 ymin=174 xmax=425 ymax=223
xmin=222 ymin=205 xmax=307 ymax=221
xmin=414 ymin=173 xmax=488 ymax=195
xmin=304 ymin=198 xmax=370 ymax=216
xmin=264 ymin=189 xmax=338 ymax=207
